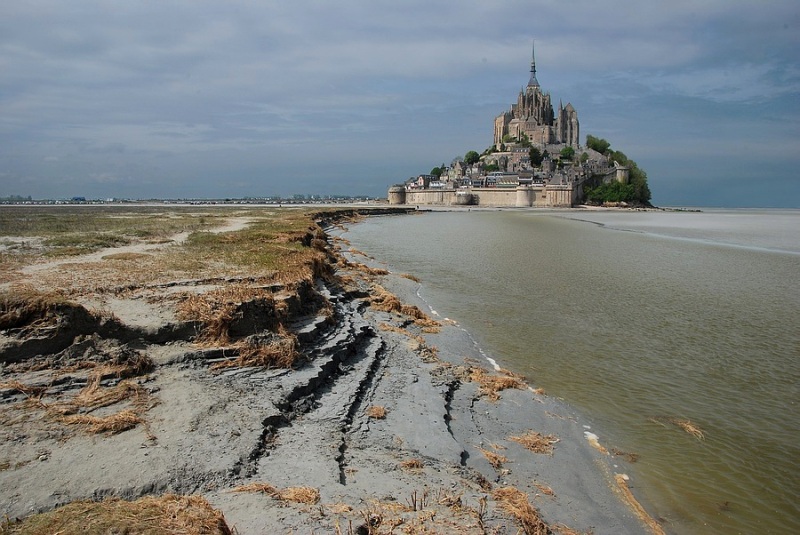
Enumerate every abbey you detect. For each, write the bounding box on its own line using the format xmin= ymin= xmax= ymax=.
xmin=493 ymin=44 xmax=580 ymax=148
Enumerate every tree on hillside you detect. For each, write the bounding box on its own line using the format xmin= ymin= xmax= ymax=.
xmin=430 ymin=167 xmax=443 ymax=178
xmin=586 ymin=135 xmax=611 ymax=154
xmin=529 ymin=147 xmax=543 ymax=167
xmin=464 ymin=150 xmax=480 ymax=165
xmin=560 ymin=146 xmax=575 ymax=160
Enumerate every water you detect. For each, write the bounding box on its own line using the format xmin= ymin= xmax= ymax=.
xmin=342 ymin=208 xmax=800 ymax=534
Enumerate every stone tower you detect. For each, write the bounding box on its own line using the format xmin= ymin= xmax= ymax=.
xmin=493 ymin=43 xmax=579 ymax=148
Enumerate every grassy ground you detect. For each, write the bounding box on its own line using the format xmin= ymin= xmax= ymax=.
xmin=0 ymin=205 xmax=335 ymax=533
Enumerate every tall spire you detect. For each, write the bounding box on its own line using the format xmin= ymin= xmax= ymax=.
xmin=528 ymin=40 xmax=540 ymax=88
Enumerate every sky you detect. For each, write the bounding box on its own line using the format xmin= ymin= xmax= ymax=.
xmin=1 ymin=1 xmax=798 ymax=207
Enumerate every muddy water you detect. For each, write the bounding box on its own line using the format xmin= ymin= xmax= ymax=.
xmin=343 ymin=209 xmax=800 ymax=534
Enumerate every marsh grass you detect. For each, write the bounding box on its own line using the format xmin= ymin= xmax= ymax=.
xmin=0 ymin=206 xmax=231 ymax=258
xmin=0 ymin=494 xmax=232 ymax=535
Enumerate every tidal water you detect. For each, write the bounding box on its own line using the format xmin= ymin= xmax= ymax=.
xmin=343 ymin=208 xmax=800 ymax=534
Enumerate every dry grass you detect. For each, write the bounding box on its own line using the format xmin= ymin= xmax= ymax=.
xmin=61 ymin=409 xmax=144 ymax=435
xmin=2 ymin=351 xmax=155 ymax=437
xmin=366 ymin=405 xmax=387 ymax=419
xmin=368 ymin=285 xmax=440 ymax=331
xmin=211 ymin=330 xmax=301 ymax=370
xmin=233 ymin=482 xmax=320 ymax=504
xmin=0 ymin=494 xmax=231 ymax=535
xmin=279 ymin=486 xmax=321 ymax=505
xmin=67 ymin=380 xmax=149 ymax=414
xmin=0 ymin=380 xmax=46 ymax=399
xmin=649 ymin=416 xmax=705 ymax=440
xmin=176 ymin=285 xmax=279 ymax=344
xmin=399 ymin=273 xmax=420 ymax=282
xmin=468 ymin=367 xmax=525 ymax=402
xmin=533 ymin=483 xmax=555 ymax=497
xmin=552 ymin=523 xmax=590 ymax=535
xmin=477 ymin=446 xmax=508 ymax=470
xmin=493 ymin=486 xmax=550 ymax=535
xmin=0 ymin=289 xmax=68 ymax=331
xmin=509 ymin=431 xmax=560 ymax=455
xmin=399 ymin=459 xmax=424 ymax=470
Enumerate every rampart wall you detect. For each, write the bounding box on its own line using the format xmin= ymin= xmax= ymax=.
xmin=397 ymin=186 xmax=577 ymax=208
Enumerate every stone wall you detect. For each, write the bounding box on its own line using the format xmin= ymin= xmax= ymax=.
xmin=393 ymin=186 xmax=576 ymax=208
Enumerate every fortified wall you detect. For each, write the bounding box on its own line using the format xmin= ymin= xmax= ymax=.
xmin=389 ymin=185 xmax=579 ymax=208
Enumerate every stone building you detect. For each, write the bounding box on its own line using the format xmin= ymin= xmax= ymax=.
xmin=493 ymin=44 xmax=579 ymax=148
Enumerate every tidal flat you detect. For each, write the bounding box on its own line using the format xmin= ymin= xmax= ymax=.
xmin=0 ymin=205 xmax=655 ymax=534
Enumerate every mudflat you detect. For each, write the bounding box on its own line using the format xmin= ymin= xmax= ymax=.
xmin=0 ymin=206 xmax=657 ymax=534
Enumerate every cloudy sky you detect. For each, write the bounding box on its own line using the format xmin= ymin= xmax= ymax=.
xmin=1 ymin=1 xmax=798 ymax=206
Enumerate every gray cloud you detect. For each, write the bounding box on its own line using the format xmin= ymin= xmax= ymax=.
xmin=1 ymin=1 xmax=798 ymax=205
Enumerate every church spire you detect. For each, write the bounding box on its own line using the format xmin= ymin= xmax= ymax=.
xmin=528 ymin=40 xmax=540 ymax=88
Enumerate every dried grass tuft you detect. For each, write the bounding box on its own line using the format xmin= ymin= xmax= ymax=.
xmin=0 ymin=380 xmax=46 ymax=399
xmin=493 ymin=486 xmax=549 ymax=535
xmin=477 ymin=446 xmax=508 ymax=470
xmin=469 ymin=367 xmax=525 ymax=402
xmin=212 ymin=329 xmax=300 ymax=370
xmin=65 ymin=380 xmax=148 ymax=414
xmin=399 ymin=459 xmax=424 ymax=470
xmin=176 ymin=285 xmax=278 ymax=344
xmin=233 ymin=482 xmax=320 ymax=504
xmin=366 ymin=405 xmax=387 ymax=419
xmin=279 ymin=486 xmax=320 ymax=505
xmin=233 ymin=482 xmax=279 ymax=495
xmin=62 ymin=409 xmax=144 ymax=435
xmin=0 ymin=494 xmax=232 ymax=535
xmin=509 ymin=431 xmax=560 ymax=455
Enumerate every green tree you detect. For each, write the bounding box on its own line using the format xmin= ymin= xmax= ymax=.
xmin=586 ymin=135 xmax=611 ymax=154
xmin=580 ymin=152 xmax=589 ymax=164
xmin=518 ymin=132 xmax=532 ymax=148
xmin=483 ymin=163 xmax=500 ymax=173
xmin=464 ymin=150 xmax=480 ymax=165
xmin=430 ymin=167 xmax=443 ymax=178
xmin=529 ymin=147 xmax=543 ymax=166
xmin=560 ymin=146 xmax=575 ymax=160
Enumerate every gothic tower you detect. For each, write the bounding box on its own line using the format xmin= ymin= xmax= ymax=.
xmin=493 ymin=43 xmax=579 ymax=148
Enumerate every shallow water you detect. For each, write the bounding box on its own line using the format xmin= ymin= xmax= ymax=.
xmin=343 ymin=209 xmax=800 ymax=534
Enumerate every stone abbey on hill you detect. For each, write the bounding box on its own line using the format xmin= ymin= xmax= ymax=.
xmin=389 ymin=44 xmax=626 ymax=208
xmin=493 ymin=43 xmax=580 ymax=149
